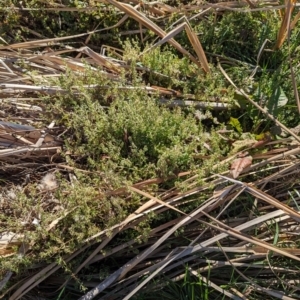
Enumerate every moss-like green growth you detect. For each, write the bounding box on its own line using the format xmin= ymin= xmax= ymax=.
xmin=48 ymin=65 xmax=227 ymax=183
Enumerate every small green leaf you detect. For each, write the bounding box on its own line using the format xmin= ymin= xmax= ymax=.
xmin=228 ymin=117 xmax=243 ymax=134
xmin=267 ymin=86 xmax=288 ymax=116
xmin=230 ymin=138 xmax=257 ymax=154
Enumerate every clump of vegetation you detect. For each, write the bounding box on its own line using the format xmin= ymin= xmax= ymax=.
xmin=49 ymin=66 xmax=226 ymax=183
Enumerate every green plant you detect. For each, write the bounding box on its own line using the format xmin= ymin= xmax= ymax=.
xmin=134 ymin=266 xmax=218 ymax=300
xmin=48 ymin=65 xmax=226 ymax=183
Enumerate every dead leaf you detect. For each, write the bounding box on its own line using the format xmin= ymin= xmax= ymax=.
xmin=230 ymin=156 xmax=253 ymax=178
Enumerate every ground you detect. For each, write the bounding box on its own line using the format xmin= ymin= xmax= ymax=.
xmin=1 ymin=1 xmax=300 ymax=299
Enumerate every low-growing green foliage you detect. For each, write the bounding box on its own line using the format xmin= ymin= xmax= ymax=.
xmin=1 ymin=0 xmax=124 ymax=46
xmin=134 ymin=266 xmax=218 ymax=300
xmin=0 ymin=61 xmax=229 ymax=291
xmin=47 ymin=64 xmax=227 ymax=183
